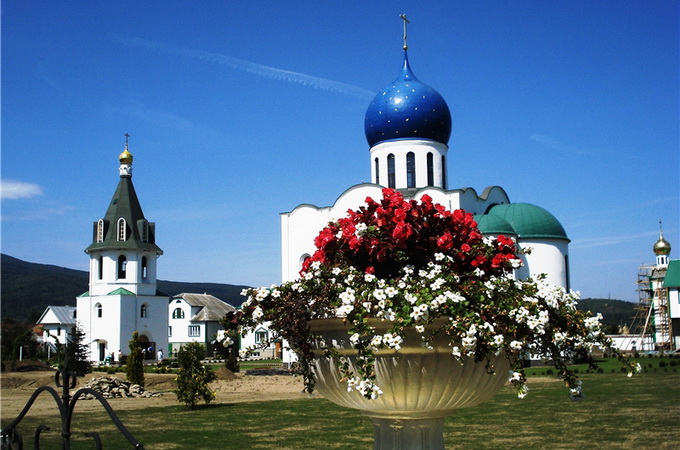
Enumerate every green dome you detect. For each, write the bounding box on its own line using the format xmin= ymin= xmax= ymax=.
xmin=487 ymin=203 xmax=569 ymax=241
xmin=474 ymin=214 xmax=517 ymax=236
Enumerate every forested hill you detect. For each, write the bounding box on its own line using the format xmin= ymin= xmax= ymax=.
xmin=577 ymin=298 xmax=638 ymax=333
xmin=1 ymin=254 xmax=250 ymax=323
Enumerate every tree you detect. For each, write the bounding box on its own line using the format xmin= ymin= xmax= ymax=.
xmin=66 ymin=325 xmax=91 ymax=376
xmin=174 ymin=342 xmax=217 ymax=409
xmin=0 ymin=317 xmax=38 ymax=370
xmin=126 ymin=331 xmax=145 ymax=386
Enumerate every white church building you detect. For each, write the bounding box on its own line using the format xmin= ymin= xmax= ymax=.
xmin=281 ymin=48 xmax=570 ymax=288
xmin=76 ymin=142 xmax=168 ymax=363
xmin=279 ymin=38 xmax=571 ymax=366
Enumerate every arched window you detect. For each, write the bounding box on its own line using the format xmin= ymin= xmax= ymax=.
xmin=96 ymin=219 xmax=104 ymax=242
xmin=387 ymin=154 xmax=396 ymax=189
xmin=374 ymin=157 xmax=380 ymax=185
xmin=118 ymin=255 xmax=127 ymax=279
xmin=57 ymin=327 xmax=61 ymax=336
xmin=97 ymin=255 xmax=103 ymax=280
xmin=427 ymin=152 xmax=434 ymax=186
xmin=299 ymin=254 xmax=311 ymax=271
xmin=117 ymin=218 xmax=127 ymax=241
xmin=172 ymin=308 xmax=185 ymax=319
xmin=73 ymin=309 xmax=77 ymax=319
xmin=95 ymin=303 xmax=103 ymax=318
xmin=141 ymin=257 xmax=148 ymax=280
xmin=406 ymin=152 xmax=416 ymax=188
xmin=140 ymin=304 xmax=148 ymax=318
xmin=441 ymin=155 xmax=447 ymax=189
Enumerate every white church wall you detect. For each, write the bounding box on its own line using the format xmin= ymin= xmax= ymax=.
xmin=517 ymin=239 xmax=569 ymax=288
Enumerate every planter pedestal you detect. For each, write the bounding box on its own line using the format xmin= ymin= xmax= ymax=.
xmin=310 ymin=319 xmax=510 ymax=450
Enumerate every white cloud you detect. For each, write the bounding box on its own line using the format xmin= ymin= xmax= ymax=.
xmin=1 ymin=180 xmax=44 ymax=200
xmin=113 ymin=35 xmax=375 ymax=101
xmin=530 ymin=134 xmax=588 ymax=155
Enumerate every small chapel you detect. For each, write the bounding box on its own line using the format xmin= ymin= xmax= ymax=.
xmin=75 ymin=139 xmax=168 ymax=363
xmin=281 ymin=21 xmax=571 ymax=290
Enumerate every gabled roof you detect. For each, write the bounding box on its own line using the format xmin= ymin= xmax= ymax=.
xmin=663 ymin=260 xmax=680 ymax=288
xmin=37 ymin=306 xmax=76 ymax=325
xmin=173 ymin=293 xmax=236 ymax=322
xmin=85 ymin=174 xmax=162 ymax=255
xmin=108 ymin=287 xmax=136 ymax=296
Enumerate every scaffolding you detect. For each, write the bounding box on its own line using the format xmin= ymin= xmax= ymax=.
xmin=629 ymin=264 xmax=673 ymax=352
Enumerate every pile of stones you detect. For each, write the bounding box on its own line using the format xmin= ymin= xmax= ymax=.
xmin=77 ymin=376 xmax=162 ymax=400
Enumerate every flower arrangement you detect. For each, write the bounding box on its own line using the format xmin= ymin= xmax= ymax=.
xmin=222 ymin=188 xmax=638 ymax=400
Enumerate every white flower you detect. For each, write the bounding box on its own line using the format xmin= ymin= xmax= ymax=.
xmin=355 ymin=222 xmax=368 ymax=235
xmin=510 ymin=340 xmax=523 ymax=351
xmin=252 ymin=306 xmax=264 ymax=321
xmin=365 ymin=273 xmax=376 ymax=282
xmin=373 ymin=289 xmax=386 ymax=301
xmin=384 ymin=286 xmax=398 ymax=298
xmin=332 ymin=267 xmax=342 ymax=276
xmin=451 ymin=346 xmax=462 ymax=357
xmin=349 ymin=333 xmax=361 ymax=346
xmin=415 ymin=325 xmax=425 ymax=334
xmin=336 ymin=304 xmax=354 ymax=317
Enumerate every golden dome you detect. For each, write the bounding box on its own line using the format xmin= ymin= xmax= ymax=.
xmin=119 ymin=149 xmax=133 ymax=165
xmin=654 ymin=233 xmax=671 ymax=255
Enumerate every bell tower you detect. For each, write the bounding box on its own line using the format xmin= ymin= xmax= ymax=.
xmin=76 ymin=136 xmax=167 ymax=363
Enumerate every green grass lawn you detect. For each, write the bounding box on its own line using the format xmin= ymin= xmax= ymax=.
xmin=3 ymin=358 xmax=679 ymax=449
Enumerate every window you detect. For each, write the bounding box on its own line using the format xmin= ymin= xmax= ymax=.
xmin=406 ymin=152 xmax=416 ymax=188
xmin=57 ymin=327 xmax=61 ymax=336
xmin=96 ymin=219 xmax=104 ymax=242
xmin=140 ymin=304 xmax=147 ymax=318
xmin=427 ymin=152 xmax=434 ymax=186
xmin=141 ymin=220 xmax=149 ymax=243
xmin=374 ymin=157 xmax=380 ymax=185
xmin=95 ymin=303 xmax=103 ymax=318
xmin=73 ymin=310 xmax=77 ymax=319
xmin=141 ymin=257 xmax=148 ymax=280
xmin=97 ymin=255 xmax=103 ymax=280
xmin=188 ymin=325 xmax=200 ymax=337
xmin=255 ymin=329 xmax=269 ymax=344
xmin=441 ymin=155 xmax=447 ymax=189
xmin=117 ymin=218 xmax=127 ymax=241
xmin=168 ymin=326 xmax=172 ymax=337
xmin=172 ymin=308 xmax=185 ymax=319
xmin=118 ymin=255 xmax=127 ymax=279
xmin=387 ymin=154 xmax=396 ymax=188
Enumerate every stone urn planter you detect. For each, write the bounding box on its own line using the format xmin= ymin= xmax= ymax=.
xmin=310 ymin=318 xmax=510 ymax=450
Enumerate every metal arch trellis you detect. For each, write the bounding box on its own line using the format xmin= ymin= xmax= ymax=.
xmin=1 ymin=358 xmax=144 ymax=449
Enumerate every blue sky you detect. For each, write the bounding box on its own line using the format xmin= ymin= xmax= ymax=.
xmin=2 ymin=1 xmax=678 ymax=302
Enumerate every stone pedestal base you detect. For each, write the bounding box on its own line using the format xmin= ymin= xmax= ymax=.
xmin=370 ymin=416 xmax=445 ymax=450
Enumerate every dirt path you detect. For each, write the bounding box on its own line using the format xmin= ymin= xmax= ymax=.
xmin=1 ymin=370 xmax=308 ymax=422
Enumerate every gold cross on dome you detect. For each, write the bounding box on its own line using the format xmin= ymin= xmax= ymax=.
xmin=124 ymin=133 xmax=130 ymax=150
xmin=400 ymin=14 xmax=410 ymax=50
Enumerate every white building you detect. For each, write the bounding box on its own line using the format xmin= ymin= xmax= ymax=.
xmin=282 ymin=48 xmax=570 ymax=288
xmin=36 ymin=305 xmax=77 ymax=347
xmin=168 ymin=293 xmax=236 ymax=358
xmin=279 ymin=43 xmax=570 ymax=366
xmin=76 ymin=141 xmax=168 ymax=363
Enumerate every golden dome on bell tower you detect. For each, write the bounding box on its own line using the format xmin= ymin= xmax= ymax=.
xmin=119 ymin=133 xmax=133 ymax=164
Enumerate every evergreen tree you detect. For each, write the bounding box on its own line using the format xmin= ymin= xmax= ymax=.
xmin=174 ymin=342 xmax=217 ymax=409
xmin=66 ymin=325 xmax=91 ymax=376
xmin=126 ymin=331 xmax=145 ymax=387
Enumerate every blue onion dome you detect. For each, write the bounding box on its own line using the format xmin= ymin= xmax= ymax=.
xmin=364 ymin=51 xmax=452 ymax=147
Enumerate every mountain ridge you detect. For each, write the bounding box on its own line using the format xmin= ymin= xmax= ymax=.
xmin=1 ymin=254 xmax=250 ymax=323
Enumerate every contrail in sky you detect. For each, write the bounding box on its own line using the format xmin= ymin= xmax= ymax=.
xmin=114 ymin=35 xmax=374 ymax=101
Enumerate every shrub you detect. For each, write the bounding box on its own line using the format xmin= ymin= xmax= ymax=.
xmin=126 ymin=331 xmax=145 ymax=387
xmin=174 ymin=342 xmax=217 ymax=409
xmin=659 ymin=360 xmax=667 ymax=368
